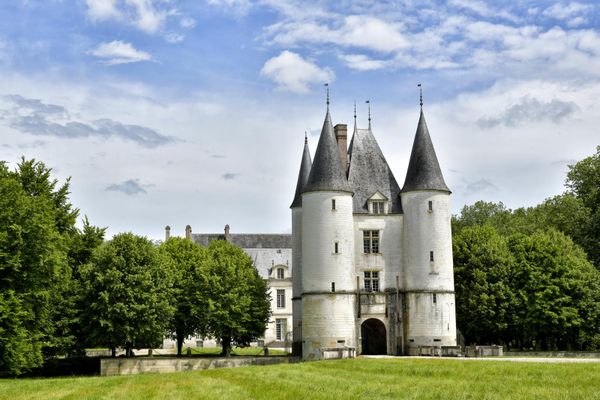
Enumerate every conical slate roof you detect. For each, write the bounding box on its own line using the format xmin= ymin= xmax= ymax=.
xmin=303 ymin=110 xmax=352 ymax=194
xmin=402 ymin=110 xmax=450 ymax=193
xmin=290 ymin=137 xmax=312 ymax=208
xmin=348 ymin=126 xmax=402 ymax=213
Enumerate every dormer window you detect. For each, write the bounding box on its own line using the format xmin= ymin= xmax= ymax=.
xmin=367 ymin=192 xmax=388 ymax=214
xmin=277 ymin=268 xmax=284 ymax=279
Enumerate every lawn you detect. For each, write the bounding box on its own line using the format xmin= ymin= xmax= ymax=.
xmin=1 ymin=358 xmax=599 ymax=400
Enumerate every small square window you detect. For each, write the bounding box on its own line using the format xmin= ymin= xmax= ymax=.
xmin=332 ymin=199 xmax=336 ymax=210
xmin=364 ymin=271 xmax=379 ymax=292
xmin=430 ymin=251 xmax=434 ymax=262
xmin=433 ymin=293 xmax=437 ymax=303
xmin=428 ymin=201 xmax=433 ymax=212
xmin=334 ymin=242 xmax=339 ymax=254
xmin=331 ymin=282 xmax=335 ymax=292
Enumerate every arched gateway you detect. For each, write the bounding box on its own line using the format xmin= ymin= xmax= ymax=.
xmin=361 ymin=318 xmax=387 ymax=355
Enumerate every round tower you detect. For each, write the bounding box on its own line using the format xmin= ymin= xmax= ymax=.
xmin=301 ymin=104 xmax=356 ymax=361
xmin=290 ymin=133 xmax=312 ymax=357
xmin=400 ymin=108 xmax=456 ymax=354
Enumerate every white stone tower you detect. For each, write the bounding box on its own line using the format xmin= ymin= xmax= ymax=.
xmin=400 ymin=107 xmax=457 ymax=353
xmin=290 ymin=133 xmax=312 ymax=357
xmin=300 ymin=101 xmax=356 ymax=361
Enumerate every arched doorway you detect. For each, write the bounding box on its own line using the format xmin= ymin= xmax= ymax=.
xmin=361 ymin=318 xmax=387 ymax=355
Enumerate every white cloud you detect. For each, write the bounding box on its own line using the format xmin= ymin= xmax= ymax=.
xmin=165 ymin=33 xmax=185 ymax=43
xmin=106 ymin=178 xmax=153 ymax=195
xmin=260 ymin=51 xmax=334 ymax=93
xmin=338 ymin=54 xmax=390 ymax=71
xmin=543 ymin=2 xmax=593 ymax=21
xmin=448 ymin=0 xmax=520 ymax=22
xmin=85 ymin=0 xmax=176 ymax=34
xmin=180 ymin=17 xmax=196 ymax=29
xmin=89 ymin=40 xmax=152 ymax=65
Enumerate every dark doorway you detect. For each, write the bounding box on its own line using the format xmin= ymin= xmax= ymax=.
xmin=361 ymin=318 xmax=387 ymax=355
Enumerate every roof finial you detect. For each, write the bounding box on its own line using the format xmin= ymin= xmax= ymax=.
xmin=366 ymin=100 xmax=371 ymax=130
xmin=324 ymin=83 xmax=330 ymax=111
xmin=418 ymin=83 xmax=423 ymax=109
xmin=304 ymin=130 xmax=308 ymax=145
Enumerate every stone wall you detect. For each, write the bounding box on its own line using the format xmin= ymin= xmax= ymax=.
xmin=101 ymin=356 xmax=300 ymax=376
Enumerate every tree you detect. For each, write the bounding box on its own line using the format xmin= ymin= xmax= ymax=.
xmin=81 ymin=233 xmax=175 ymax=356
xmin=203 ymin=240 xmax=271 ymax=356
xmin=160 ymin=237 xmax=209 ymax=356
xmin=0 ymin=159 xmax=76 ymax=374
xmin=453 ymin=225 xmax=516 ymax=346
xmin=566 ymin=146 xmax=600 ymax=267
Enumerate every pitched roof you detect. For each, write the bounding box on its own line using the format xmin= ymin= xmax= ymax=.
xmin=290 ymin=137 xmax=312 ymax=208
xmin=402 ymin=110 xmax=450 ymax=193
xmin=191 ymin=233 xmax=292 ymax=249
xmin=302 ymin=110 xmax=353 ymax=194
xmin=348 ymin=126 xmax=402 ymax=213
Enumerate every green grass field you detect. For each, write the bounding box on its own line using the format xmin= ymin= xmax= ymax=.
xmin=1 ymin=358 xmax=599 ymax=400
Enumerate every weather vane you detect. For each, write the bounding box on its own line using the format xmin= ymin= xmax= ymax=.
xmin=365 ymin=100 xmax=371 ymax=129
xmin=418 ymin=83 xmax=423 ymax=108
xmin=324 ymin=83 xmax=329 ymax=108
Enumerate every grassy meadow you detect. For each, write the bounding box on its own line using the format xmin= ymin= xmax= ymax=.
xmin=1 ymin=358 xmax=599 ymax=400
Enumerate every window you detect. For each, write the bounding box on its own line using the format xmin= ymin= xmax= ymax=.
xmin=277 ymin=289 xmax=285 ymax=308
xmin=428 ymin=201 xmax=433 ymax=212
xmin=334 ymin=242 xmax=339 ymax=254
xmin=277 ymin=268 xmax=284 ymax=279
xmin=332 ymin=199 xmax=336 ymax=210
xmin=433 ymin=293 xmax=437 ymax=304
xmin=363 ymin=230 xmax=380 ymax=253
xmin=276 ymin=318 xmax=287 ymax=341
xmin=331 ymin=282 xmax=335 ymax=292
xmin=364 ymin=271 xmax=379 ymax=292
xmin=372 ymin=201 xmax=385 ymax=214
xmin=277 ymin=249 xmax=282 ymax=254
xmin=430 ymin=251 xmax=434 ymax=262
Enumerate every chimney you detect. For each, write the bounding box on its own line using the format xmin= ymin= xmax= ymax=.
xmin=334 ymin=124 xmax=348 ymax=175
xmin=224 ymin=224 xmax=230 ymax=242
xmin=185 ymin=225 xmax=192 ymax=240
xmin=165 ymin=225 xmax=171 ymax=241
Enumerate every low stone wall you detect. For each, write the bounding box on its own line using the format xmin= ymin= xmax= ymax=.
xmin=101 ymin=356 xmax=300 ymax=376
xmin=466 ymin=345 xmax=503 ymax=357
xmin=505 ymin=351 xmax=600 ymax=358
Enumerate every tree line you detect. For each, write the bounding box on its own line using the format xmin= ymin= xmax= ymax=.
xmin=0 ymin=159 xmax=270 ymax=376
xmin=453 ymin=146 xmax=600 ymax=350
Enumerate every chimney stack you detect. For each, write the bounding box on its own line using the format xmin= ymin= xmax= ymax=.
xmin=165 ymin=225 xmax=171 ymax=241
xmin=334 ymin=124 xmax=348 ymax=176
xmin=185 ymin=225 xmax=192 ymax=240
xmin=224 ymin=224 xmax=230 ymax=242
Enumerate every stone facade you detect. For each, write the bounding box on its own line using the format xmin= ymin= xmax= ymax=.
xmin=291 ymin=104 xmax=457 ymax=360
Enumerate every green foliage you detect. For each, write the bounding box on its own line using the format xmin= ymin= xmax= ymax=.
xmin=160 ymin=237 xmax=209 ymax=356
xmin=0 ymin=159 xmax=75 ymax=374
xmin=81 ymin=233 xmax=175 ymax=353
xmin=203 ymin=240 xmax=271 ymax=356
xmin=566 ymin=146 xmax=600 ymax=267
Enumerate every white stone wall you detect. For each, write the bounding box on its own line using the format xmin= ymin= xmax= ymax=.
xmin=265 ymin=268 xmax=293 ymax=344
xmin=301 ymin=192 xmax=355 ymax=292
xmin=353 ymin=214 xmax=403 ymax=291
xmin=302 ymin=294 xmax=356 ymax=360
xmin=401 ymin=191 xmax=454 ymax=291
xmin=405 ymin=292 xmax=457 ymax=347
xmin=291 ymin=208 xmax=302 ymax=347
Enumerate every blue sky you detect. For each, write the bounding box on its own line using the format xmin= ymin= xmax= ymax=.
xmin=0 ymin=0 xmax=598 ymax=239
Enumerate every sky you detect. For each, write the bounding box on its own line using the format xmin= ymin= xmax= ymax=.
xmin=0 ymin=0 xmax=598 ymax=240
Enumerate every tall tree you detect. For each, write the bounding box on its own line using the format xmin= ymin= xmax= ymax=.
xmin=204 ymin=240 xmax=271 ymax=356
xmin=0 ymin=159 xmax=76 ymax=374
xmin=566 ymin=146 xmax=600 ymax=267
xmin=160 ymin=237 xmax=209 ymax=356
xmin=81 ymin=233 xmax=175 ymax=356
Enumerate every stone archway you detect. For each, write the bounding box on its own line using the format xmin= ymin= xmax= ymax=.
xmin=361 ymin=318 xmax=387 ymax=355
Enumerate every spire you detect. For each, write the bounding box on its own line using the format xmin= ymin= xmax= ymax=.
xmin=402 ymin=109 xmax=450 ymax=193
xmin=303 ymin=98 xmax=352 ymax=194
xmin=418 ymin=83 xmax=423 ymax=109
xmin=366 ymin=100 xmax=371 ymax=130
xmin=291 ymin=133 xmax=312 ymax=208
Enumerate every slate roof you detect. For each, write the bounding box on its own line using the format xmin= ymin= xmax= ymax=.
xmin=302 ymin=110 xmax=353 ymax=194
xmin=290 ymin=137 xmax=312 ymax=208
xmin=191 ymin=233 xmax=292 ymax=249
xmin=347 ymin=126 xmax=402 ymax=213
xmin=402 ymin=110 xmax=450 ymax=193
